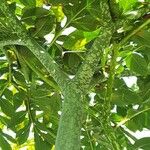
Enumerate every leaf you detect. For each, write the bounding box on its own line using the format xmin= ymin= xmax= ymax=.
xmin=35 ymin=122 xmax=56 ymax=143
xmin=13 ymin=70 xmax=27 ymax=87
xmin=126 ymin=52 xmax=148 ymax=76
xmin=21 ymin=7 xmax=50 ymax=25
xmin=19 ymin=0 xmax=36 ymax=7
xmin=51 ymin=5 xmax=65 ymax=22
xmin=134 ymin=30 xmax=150 ymax=48
xmin=0 ymin=9 xmax=4 ymax=17
xmin=18 ymin=48 xmax=59 ymax=90
xmin=32 ymin=93 xmax=61 ymax=115
xmin=134 ymin=137 xmax=150 ymax=149
xmin=111 ymin=89 xmax=141 ymax=106
xmin=13 ymin=90 xmax=26 ymax=109
xmin=36 ymin=0 xmax=44 ymax=6
xmin=62 ymin=53 xmax=81 ymax=74
xmin=16 ymin=122 xmax=31 ymax=145
xmin=118 ymin=0 xmax=137 ymax=12
xmin=62 ymin=29 xmax=100 ymax=50
xmin=68 ymin=54 xmax=81 ymax=70
xmin=9 ymin=111 xmax=27 ymax=127
xmin=34 ymin=129 xmax=51 ymax=150
xmin=0 ymin=98 xmax=14 ymax=117
xmin=52 ymin=0 xmax=102 ymax=31
xmin=3 ymin=88 xmax=13 ymax=100
xmin=0 ymin=133 xmax=12 ymax=150
xmin=71 ymin=15 xmax=101 ymax=31
xmin=1 ymin=132 xmax=16 ymax=143
xmin=32 ymin=15 xmax=56 ymax=37
xmin=111 ymin=113 xmax=123 ymax=122
xmin=116 ymin=104 xmax=150 ymax=129
xmin=47 ymin=0 xmax=78 ymax=5
xmin=0 ymin=115 xmax=10 ymax=126
xmin=117 ymin=106 xmax=127 ymax=117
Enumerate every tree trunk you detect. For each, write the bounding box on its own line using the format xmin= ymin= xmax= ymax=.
xmin=55 ymin=83 xmax=83 ymax=150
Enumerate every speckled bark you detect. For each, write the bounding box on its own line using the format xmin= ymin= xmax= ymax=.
xmin=74 ymin=0 xmax=114 ymax=92
xmin=0 ymin=39 xmax=24 ymax=47
xmin=55 ymin=83 xmax=83 ymax=150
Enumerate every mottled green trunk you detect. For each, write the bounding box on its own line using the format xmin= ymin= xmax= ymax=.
xmin=55 ymin=84 xmax=83 ymax=150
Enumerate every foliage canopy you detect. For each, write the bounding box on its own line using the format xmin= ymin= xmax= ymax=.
xmin=0 ymin=0 xmax=150 ymax=149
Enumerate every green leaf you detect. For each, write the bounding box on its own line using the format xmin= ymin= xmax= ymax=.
xmin=126 ymin=52 xmax=148 ymax=76
xmin=117 ymin=106 xmax=127 ymax=117
xmin=118 ymin=0 xmax=137 ymax=12
xmin=13 ymin=70 xmax=27 ymax=87
xmin=111 ymin=89 xmax=141 ymax=106
xmin=62 ymin=53 xmax=81 ymax=74
xmin=3 ymin=88 xmax=13 ymax=100
xmin=51 ymin=5 xmax=65 ymax=22
xmin=68 ymin=54 xmax=81 ymax=71
xmin=134 ymin=137 xmax=150 ymax=149
xmin=16 ymin=123 xmax=30 ymax=145
xmin=59 ymin=0 xmax=102 ymax=31
xmin=0 ymin=98 xmax=14 ymax=117
xmin=0 ymin=133 xmax=12 ymax=150
xmin=134 ymin=30 xmax=150 ymax=48
xmin=13 ymin=90 xmax=26 ymax=109
xmin=47 ymin=0 xmax=79 ymax=5
xmin=62 ymin=29 xmax=100 ymax=50
xmin=71 ymin=15 xmax=101 ymax=31
xmin=34 ymin=129 xmax=51 ymax=150
xmin=35 ymin=121 xmax=56 ymax=143
xmin=1 ymin=132 xmax=16 ymax=143
xmin=32 ymin=93 xmax=61 ymax=115
xmin=32 ymin=15 xmax=56 ymax=37
xmin=36 ymin=0 xmax=44 ymax=6
xmin=21 ymin=7 xmax=50 ymax=25
xmin=0 ymin=9 xmax=5 ymax=17
xmin=9 ymin=111 xmax=27 ymax=127
xmin=19 ymin=0 xmax=36 ymax=7
xmin=0 ymin=115 xmax=10 ymax=126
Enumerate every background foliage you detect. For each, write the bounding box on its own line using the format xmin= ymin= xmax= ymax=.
xmin=0 ymin=0 xmax=150 ymax=149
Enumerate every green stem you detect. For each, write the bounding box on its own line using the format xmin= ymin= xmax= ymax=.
xmin=102 ymin=18 xmax=150 ymax=150
xmin=116 ymin=107 xmax=150 ymax=128
xmin=105 ymin=18 xmax=150 ymax=103
xmin=105 ymin=44 xmax=119 ymax=108
xmin=0 ymin=39 xmax=24 ymax=47
xmin=83 ymin=124 xmax=94 ymax=150
xmin=120 ymin=19 xmax=150 ymax=45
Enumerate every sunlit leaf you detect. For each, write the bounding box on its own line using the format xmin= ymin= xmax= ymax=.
xmin=118 ymin=0 xmax=137 ymax=12
xmin=62 ymin=29 xmax=100 ymax=50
